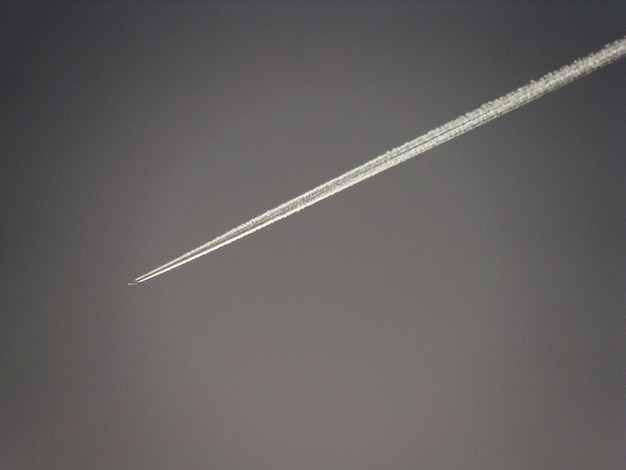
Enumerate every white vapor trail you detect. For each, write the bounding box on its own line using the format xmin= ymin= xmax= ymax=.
xmin=130 ymin=37 xmax=626 ymax=286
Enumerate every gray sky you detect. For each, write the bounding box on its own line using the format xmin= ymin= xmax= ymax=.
xmin=2 ymin=2 xmax=625 ymax=469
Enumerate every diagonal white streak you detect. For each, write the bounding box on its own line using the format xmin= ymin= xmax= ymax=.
xmin=130 ymin=37 xmax=626 ymax=285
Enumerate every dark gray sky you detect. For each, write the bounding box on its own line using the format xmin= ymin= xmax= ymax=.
xmin=2 ymin=2 xmax=625 ymax=468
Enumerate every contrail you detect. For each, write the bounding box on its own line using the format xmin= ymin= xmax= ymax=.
xmin=130 ymin=37 xmax=626 ymax=286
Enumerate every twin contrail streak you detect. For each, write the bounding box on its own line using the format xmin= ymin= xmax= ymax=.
xmin=130 ymin=37 xmax=626 ymax=286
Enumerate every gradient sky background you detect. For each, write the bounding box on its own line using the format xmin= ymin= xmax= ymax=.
xmin=2 ymin=2 xmax=625 ymax=468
